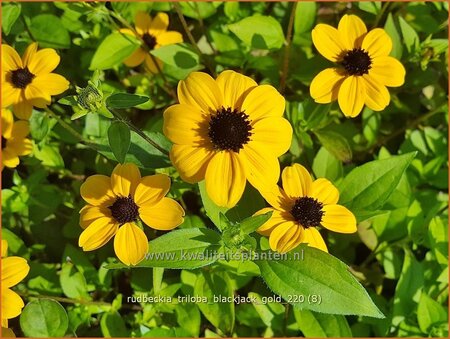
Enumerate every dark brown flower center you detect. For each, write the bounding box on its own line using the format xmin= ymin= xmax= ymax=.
xmin=1 ymin=136 xmax=7 ymax=150
xmin=109 ymin=196 xmax=139 ymax=224
xmin=142 ymin=33 xmax=157 ymax=50
xmin=208 ymin=107 xmax=253 ymax=153
xmin=341 ymin=48 xmax=372 ymax=76
xmin=290 ymin=197 xmax=324 ymax=228
xmin=11 ymin=67 xmax=35 ymax=89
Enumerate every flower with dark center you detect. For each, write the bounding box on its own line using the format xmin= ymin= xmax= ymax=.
xmin=341 ymin=48 xmax=372 ymax=76
xmin=142 ymin=33 xmax=157 ymax=50
xmin=255 ymin=164 xmax=357 ymax=253
xmin=208 ymin=107 xmax=253 ymax=152
xmin=10 ymin=67 xmax=35 ymax=89
xmin=310 ymin=14 xmax=406 ymax=117
xmin=290 ymin=196 xmax=324 ymax=228
xmin=109 ymin=196 xmax=139 ymax=224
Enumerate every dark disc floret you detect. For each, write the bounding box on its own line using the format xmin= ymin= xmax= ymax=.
xmin=109 ymin=195 xmax=139 ymax=224
xmin=11 ymin=67 xmax=35 ymax=89
xmin=290 ymin=196 xmax=324 ymax=228
xmin=341 ymin=48 xmax=372 ymax=76
xmin=208 ymin=107 xmax=253 ymax=152
xmin=142 ymin=33 xmax=157 ymax=50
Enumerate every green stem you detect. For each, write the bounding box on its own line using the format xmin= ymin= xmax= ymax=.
xmin=373 ymin=2 xmax=390 ymax=28
xmin=280 ymin=1 xmax=298 ymax=94
xmin=16 ymin=291 xmax=111 ymax=307
xmin=109 ymin=109 xmax=169 ymax=156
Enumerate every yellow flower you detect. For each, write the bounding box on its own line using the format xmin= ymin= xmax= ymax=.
xmin=163 ymin=70 xmax=293 ymax=208
xmin=79 ymin=163 xmax=185 ymax=266
xmin=120 ymin=12 xmax=183 ymax=73
xmin=255 ymin=164 xmax=356 ymax=253
xmin=310 ymin=14 xmax=406 ymax=117
xmin=1 ymin=42 xmax=69 ymax=120
xmin=1 ymin=239 xmax=30 ymax=330
xmin=1 ymin=108 xmax=32 ymax=170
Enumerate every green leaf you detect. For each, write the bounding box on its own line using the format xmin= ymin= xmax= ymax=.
xmin=428 ymin=216 xmax=448 ymax=266
xmin=314 ymin=130 xmax=352 ymax=162
xmin=194 ymin=271 xmax=235 ymax=334
xmin=29 ymin=14 xmax=71 ymax=49
xmin=60 ymin=262 xmax=90 ymax=300
xmin=100 ymin=311 xmax=128 ymax=337
xmin=198 ymin=180 xmax=229 ymax=230
xmin=2 ymin=3 xmax=21 ymax=35
xmin=294 ymin=2 xmax=316 ymax=34
xmin=29 ymin=111 xmax=51 ymax=141
xmin=90 ymin=32 xmax=140 ymax=70
xmin=358 ymin=2 xmax=381 ymax=15
xmin=293 ymin=308 xmax=352 ymax=337
xmin=106 ymin=93 xmax=149 ymax=109
xmin=257 ymin=246 xmax=384 ymax=318
xmin=312 ymin=147 xmax=343 ymax=182
xmin=107 ymin=121 xmax=131 ymax=163
xmin=175 ymin=303 xmax=201 ymax=337
xmin=338 ymin=152 xmax=416 ymax=213
xmin=240 ymin=212 xmax=273 ymax=234
xmin=20 ymin=299 xmax=69 ymax=337
xmin=417 ymin=293 xmax=448 ymax=333
xmin=179 ymin=1 xmax=220 ymax=19
xmin=228 ymin=15 xmax=285 ymax=49
xmin=151 ymin=43 xmax=201 ymax=71
xmin=398 ymin=16 xmax=420 ymax=54
xmin=104 ymin=228 xmax=221 ymax=269
xmin=384 ymin=13 xmax=403 ymax=59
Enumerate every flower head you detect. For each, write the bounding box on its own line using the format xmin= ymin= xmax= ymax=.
xmin=255 ymin=164 xmax=356 ymax=253
xmin=163 ymin=70 xmax=293 ymax=208
xmin=1 ymin=43 xmax=69 ymax=119
xmin=1 ymin=108 xmax=32 ymax=170
xmin=1 ymin=239 xmax=30 ymax=330
xmin=310 ymin=14 xmax=406 ymax=117
xmin=120 ymin=12 xmax=183 ymax=72
xmin=79 ymin=163 xmax=185 ymax=265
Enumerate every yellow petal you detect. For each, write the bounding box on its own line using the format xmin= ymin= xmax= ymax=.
xmin=144 ymin=54 xmax=162 ymax=74
xmin=1 ymin=82 xmax=22 ymax=108
xmin=123 ymin=48 xmax=147 ymax=67
xmin=337 ymin=75 xmax=366 ymax=118
xmin=310 ymin=178 xmax=339 ymax=205
xmin=139 ymin=197 xmax=185 ymax=230
xmin=281 ymin=164 xmax=312 ymax=200
xmin=1 ymin=326 xmax=15 ymax=337
xmin=241 ymin=142 xmax=280 ymax=192
xmin=1 ymin=239 xmax=8 ymax=257
xmin=321 ymin=204 xmax=357 ymax=233
xmin=2 ymin=109 xmax=14 ymax=138
xmin=157 ymin=31 xmax=183 ymax=46
xmin=1 ymin=44 xmax=23 ymax=72
xmin=27 ymin=48 xmax=60 ymax=75
xmin=79 ymin=205 xmax=111 ymax=229
xmin=302 ymin=228 xmax=328 ymax=252
xmin=22 ymin=43 xmax=38 ymax=67
xmin=2 ymin=149 xmax=19 ymax=169
xmin=24 ymin=83 xmax=51 ymax=103
xmin=256 ymin=208 xmax=293 ymax=236
xmin=78 ymin=217 xmax=118 ymax=251
xmin=170 ymin=144 xmax=214 ymax=183
xmin=113 ymin=223 xmax=148 ymax=266
xmin=278 ymin=224 xmax=303 ymax=253
xmin=1 ymin=257 xmax=29 ymax=288
xmin=362 ymin=28 xmax=392 ymax=59
xmin=134 ymin=174 xmax=170 ymax=206
xmin=12 ymin=100 xmax=33 ymax=120
xmin=310 ymin=68 xmax=346 ymax=104
xmin=1 ymin=288 xmax=24 ymax=320
xmin=269 ymin=222 xmax=295 ymax=252
xmin=178 ymin=72 xmax=223 ymax=114
xmin=369 ymin=56 xmax=406 ymax=87
xmin=135 ymin=12 xmax=152 ymax=36
xmin=216 ymin=70 xmax=257 ymax=110
xmin=258 ymin=185 xmax=293 ymax=211
xmin=80 ymin=175 xmax=116 ymax=206
xmin=31 ymin=74 xmax=69 ymax=96
xmin=312 ymin=24 xmax=346 ymax=62
xmin=205 ymin=151 xmax=246 ymax=208
xmin=7 ymin=138 xmax=32 ymax=157
xmin=240 ymin=85 xmax=285 ymax=123
xmin=250 ymin=117 xmax=293 ymax=156
xmin=10 ymin=120 xmax=29 ymax=140
xmin=163 ymin=104 xmax=208 ymax=145
xmin=111 ymin=163 xmax=141 ymax=197
xmin=338 ymin=15 xmax=367 ymax=50
xmin=149 ymin=12 xmax=169 ymax=36
xmin=362 ymin=74 xmax=390 ymax=111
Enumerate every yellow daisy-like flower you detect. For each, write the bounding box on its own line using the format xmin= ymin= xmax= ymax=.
xmin=310 ymin=14 xmax=406 ymax=117
xmin=120 ymin=12 xmax=183 ymax=73
xmin=255 ymin=164 xmax=357 ymax=253
xmin=1 ymin=108 xmax=32 ymax=170
xmin=1 ymin=239 xmax=30 ymax=331
xmin=1 ymin=43 xmax=69 ymax=120
xmin=79 ymin=163 xmax=185 ymax=266
xmin=163 ymin=70 xmax=293 ymax=208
